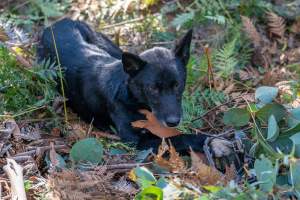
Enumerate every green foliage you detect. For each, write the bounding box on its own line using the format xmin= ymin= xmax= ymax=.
xmin=267 ymin=115 xmax=279 ymax=142
xmin=255 ymin=86 xmax=279 ymax=107
xmin=135 ymin=186 xmax=163 ymax=200
xmin=0 ymin=47 xmax=58 ymax=116
xmin=70 ymin=138 xmax=104 ymax=164
xmin=214 ymin=38 xmax=238 ymax=77
xmin=254 ymin=155 xmax=278 ymax=192
xmin=2 ymin=0 xmax=69 ymax=26
xmin=180 ymin=89 xmax=228 ymax=133
xmin=223 ymin=108 xmax=250 ymax=127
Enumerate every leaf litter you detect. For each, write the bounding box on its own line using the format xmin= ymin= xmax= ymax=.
xmin=1 ymin=1 xmax=300 ymax=199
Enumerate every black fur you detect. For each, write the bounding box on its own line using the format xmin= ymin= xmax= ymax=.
xmin=38 ymin=18 xmax=209 ymax=154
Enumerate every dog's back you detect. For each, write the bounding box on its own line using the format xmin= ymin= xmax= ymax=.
xmin=38 ymin=19 xmax=125 ymax=126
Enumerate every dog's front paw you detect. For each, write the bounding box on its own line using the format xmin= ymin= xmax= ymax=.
xmin=210 ymin=138 xmax=233 ymax=157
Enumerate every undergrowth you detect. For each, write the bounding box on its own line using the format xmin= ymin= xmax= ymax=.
xmin=0 ymin=47 xmax=58 ymax=117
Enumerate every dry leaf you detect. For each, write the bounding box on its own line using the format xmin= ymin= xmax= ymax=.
xmin=2 ymin=119 xmax=22 ymax=141
xmin=131 ymin=109 xmax=181 ymax=138
xmin=224 ymin=164 xmax=237 ymax=184
xmin=188 ymin=149 xmax=223 ymax=185
xmin=0 ymin=27 xmax=9 ymax=42
xmin=241 ymin=16 xmax=261 ymax=47
xmin=48 ymin=168 xmax=133 ymax=200
xmin=49 ymin=142 xmax=59 ymax=169
xmin=266 ymin=11 xmax=285 ymax=39
xmin=154 ymin=139 xmax=186 ymax=172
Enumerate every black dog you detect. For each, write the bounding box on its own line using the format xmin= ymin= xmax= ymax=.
xmin=37 ymin=18 xmax=232 ymax=155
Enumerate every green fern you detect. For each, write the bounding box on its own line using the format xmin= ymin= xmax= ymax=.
xmin=214 ymin=38 xmax=238 ymax=77
xmin=171 ymin=12 xmax=195 ymax=28
xmin=204 ymin=15 xmax=226 ymax=25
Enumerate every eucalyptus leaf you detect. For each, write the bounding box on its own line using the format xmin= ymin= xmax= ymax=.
xmin=256 ymin=103 xmax=286 ymax=123
xmin=223 ymin=108 xmax=250 ymax=127
xmin=289 ymin=159 xmax=300 ymax=192
xmin=287 ymin=107 xmax=300 ymax=128
xmin=70 ymin=138 xmax=103 ymax=164
xmin=255 ymin=86 xmax=278 ymax=106
xmin=290 ymin=133 xmax=300 ymax=157
xmin=134 ymin=167 xmax=157 ymax=189
xmin=267 ymin=115 xmax=279 ymax=142
xmin=254 ymin=155 xmax=278 ymax=192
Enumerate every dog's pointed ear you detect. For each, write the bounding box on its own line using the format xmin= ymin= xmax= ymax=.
xmin=174 ymin=29 xmax=193 ymax=66
xmin=122 ymin=52 xmax=147 ymax=77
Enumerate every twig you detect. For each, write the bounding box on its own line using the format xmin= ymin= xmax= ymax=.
xmin=191 ymin=95 xmax=243 ymax=122
xmin=101 ymin=17 xmax=145 ymax=29
xmin=3 ymin=158 xmax=27 ymax=200
xmin=92 ymin=131 xmax=121 ymax=140
xmin=106 ymin=162 xmax=152 ymax=170
xmin=13 ymin=144 xmax=68 ymax=157
xmin=204 ymin=45 xmax=215 ymax=90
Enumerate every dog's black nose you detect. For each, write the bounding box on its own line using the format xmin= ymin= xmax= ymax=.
xmin=165 ymin=117 xmax=180 ymax=127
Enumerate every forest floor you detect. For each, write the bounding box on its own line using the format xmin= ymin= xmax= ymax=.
xmin=1 ymin=0 xmax=300 ymax=199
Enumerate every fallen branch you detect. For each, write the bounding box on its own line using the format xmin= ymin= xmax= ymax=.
xmin=3 ymin=158 xmax=27 ymax=200
xmin=106 ymin=162 xmax=152 ymax=170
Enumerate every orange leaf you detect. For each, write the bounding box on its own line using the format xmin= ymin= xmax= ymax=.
xmin=131 ymin=109 xmax=181 ymax=138
xmin=154 ymin=139 xmax=186 ymax=172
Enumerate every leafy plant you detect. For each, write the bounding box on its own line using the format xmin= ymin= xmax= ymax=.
xmin=0 ymin=47 xmax=58 ymax=117
xmin=1 ymin=0 xmax=69 ymax=26
xmin=214 ymin=38 xmax=239 ymax=77
xmin=180 ymin=89 xmax=228 ymax=133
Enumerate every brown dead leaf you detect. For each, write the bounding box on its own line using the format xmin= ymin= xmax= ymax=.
xmin=49 ymin=142 xmax=59 ymax=169
xmin=224 ymin=164 xmax=237 ymax=184
xmin=131 ymin=109 xmax=181 ymax=138
xmin=3 ymin=119 xmax=22 ymax=141
xmin=154 ymin=139 xmax=186 ymax=172
xmin=266 ymin=11 xmax=286 ymax=39
xmin=0 ymin=27 xmax=9 ymax=42
xmin=188 ymin=149 xmax=223 ymax=185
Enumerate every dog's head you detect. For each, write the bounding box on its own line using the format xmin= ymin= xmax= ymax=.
xmin=122 ymin=30 xmax=193 ymax=127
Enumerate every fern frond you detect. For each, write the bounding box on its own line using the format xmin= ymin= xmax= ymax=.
xmin=241 ymin=16 xmax=261 ymax=48
xmin=205 ymin=15 xmax=226 ymax=25
xmin=214 ymin=38 xmax=238 ymax=77
xmin=266 ymin=11 xmax=285 ymax=38
xmin=171 ymin=12 xmax=195 ymax=27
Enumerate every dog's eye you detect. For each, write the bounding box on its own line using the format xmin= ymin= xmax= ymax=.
xmin=174 ymin=82 xmax=179 ymax=89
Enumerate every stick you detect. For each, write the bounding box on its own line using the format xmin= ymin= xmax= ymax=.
xmin=3 ymin=158 xmax=27 ymax=200
xmin=106 ymin=162 xmax=151 ymax=170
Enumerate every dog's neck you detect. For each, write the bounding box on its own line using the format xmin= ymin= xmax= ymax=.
xmin=116 ymin=81 xmax=148 ymax=111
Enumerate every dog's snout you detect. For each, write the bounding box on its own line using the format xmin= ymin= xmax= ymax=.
xmin=165 ymin=116 xmax=180 ymax=127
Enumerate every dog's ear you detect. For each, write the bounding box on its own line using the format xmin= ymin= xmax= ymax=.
xmin=122 ymin=52 xmax=147 ymax=77
xmin=174 ymin=29 xmax=193 ymax=66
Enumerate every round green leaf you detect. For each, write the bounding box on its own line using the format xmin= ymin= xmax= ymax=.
xmin=267 ymin=115 xmax=279 ymax=142
xmin=134 ymin=167 xmax=157 ymax=183
xmin=135 ymin=186 xmax=163 ymax=200
xmin=255 ymin=86 xmax=278 ymax=106
xmin=254 ymin=155 xmax=278 ymax=192
xmin=70 ymin=138 xmax=103 ymax=164
xmin=223 ymin=108 xmax=250 ymax=127
xmin=287 ymin=107 xmax=300 ymax=128
xmin=256 ymin=103 xmax=286 ymax=123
